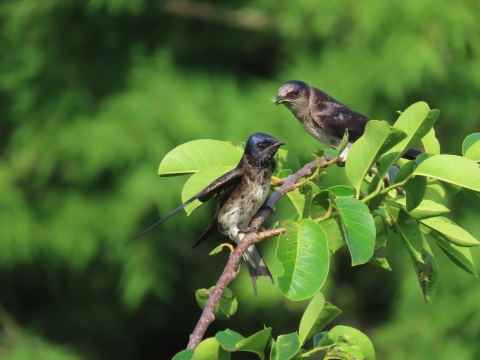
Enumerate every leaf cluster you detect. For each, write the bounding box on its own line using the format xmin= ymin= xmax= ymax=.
xmin=162 ymin=102 xmax=480 ymax=359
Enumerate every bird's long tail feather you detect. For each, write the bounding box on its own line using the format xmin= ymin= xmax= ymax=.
xmin=243 ymin=245 xmax=273 ymax=296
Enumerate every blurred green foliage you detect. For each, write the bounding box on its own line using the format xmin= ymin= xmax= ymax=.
xmin=1 ymin=0 xmax=479 ymax=358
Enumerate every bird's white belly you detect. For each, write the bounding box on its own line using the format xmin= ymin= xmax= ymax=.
xmin=217 ymin=177 xmax=269 ymax=244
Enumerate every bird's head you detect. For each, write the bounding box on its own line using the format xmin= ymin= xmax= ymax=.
xmin=244 ymin=133 xmax=286 ymax=165
xmin=273 ymin=80 xmax=310 ymax=114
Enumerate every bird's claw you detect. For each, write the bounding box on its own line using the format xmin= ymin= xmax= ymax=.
xmin=262 ymin=203 xmax=276 ymax=213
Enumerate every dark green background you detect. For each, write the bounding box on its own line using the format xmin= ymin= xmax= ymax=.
xmin=1 ymin=0 xmax=479 ymax=359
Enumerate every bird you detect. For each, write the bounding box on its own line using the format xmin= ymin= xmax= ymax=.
xmin=274 ymin=80 xmax=421 ymax=160
xmin=134 ymin=133 xmax=286 ymax=295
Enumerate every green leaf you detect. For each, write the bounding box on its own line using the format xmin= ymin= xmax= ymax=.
xmin=366 ymin=176 xmax=385 ymax=211
xmin=373 ymin=212 xmax=388 ymax=249
xmin=320 ymin=218 xmax=346 ymax=254
xmin=385 ymin=204 xmax=423 ymax=263
xmin=369 ymin=257 xmax=391 ymax=271
xmin=275 ymin=149 xmax=301 ymax=174
xmin=413 ymin=155 xmax=480 ymax=192
xmin=215 ymin=328 xmax=271 ymax=359
xmin=419 ymin=217 xmax=480 ymax=247
xmin=193 ymin=338 xmax=230 ymax=360
xmin=465 ymin=141 xmax=480 ymax=161
xmin=376 ymin=102 xmax=440 ymax=179
xmin=427 ymin=182 xmax=446 ymax=198
xmin=182 ymin=165 xmax=235 ymax=214
xmin=421 ymin=127 xmax=441 ymax=155
xmin=286 ymin=183 xmax=320 ymax=219
xmin=409 ymin=235 xmax=439 ymax=303
xmin=276 ymin=220 xmax=329 ymax=301
xmin=346 ymin=120 xmax=407 ymax=197
xmin=395 ymin=199 xmax=449 ymax=220
xmin=158 ymin=139 xmax=242 ymax=176
xmin=216 ymin=329 xmax=244 ymax=351
xmin=326 ymin=344 xmax=365 ymax=359
xmin=337 ymin=129 xmax=350 ymax=158
xmin=327 ymin=185 xmax=355 ymax=198
xmin=392 ymin=160 xmax=415 ymax=183
xmin=277 ymin=169 xmax=293 ymax=179
xmin=173 ymin=350 xmax=194 ymax=360
xmin=330 ymin=196 xmax=376 ymax=265
xmin=313 ymin=332 xmax=328 ymax=348
xmin=402 ymin=175 xmax=427 ymax=212
xmin=462 ymin=133 xmax=480 ymax=156
xmin=439 ymin=181 xmax=462 ymax=195
xmin=270 ymin=333 xmax=301 ymax=360
xmin=318 ymin=326 xmax=375 ymax=360
xmin=195 ymin=287 xmax=238 ymax=320
xmin=234 ymin=329 xmax=271 ymax=359
xmin=424 ymin=230 xmax=477 ymax=277
xmin=310 ymin=191 xmax=330 ymax=219
xmin=298 ymin=293 xmax=342 ymax=346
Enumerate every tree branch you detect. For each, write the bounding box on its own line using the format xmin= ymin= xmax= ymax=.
xmin=186 ymin=156 xmax=337 ymax=350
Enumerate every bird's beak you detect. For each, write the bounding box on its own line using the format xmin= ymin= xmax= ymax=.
xmin=272 ymin=96 xmax=290 ymax=106
xmin=270 ymin=141 xmax=286 ymax=149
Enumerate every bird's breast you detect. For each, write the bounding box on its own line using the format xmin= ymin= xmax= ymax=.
xmin=302 ymin=117 xmax=340 ymax=146
xmin=217 ymin=170 xmax=271 ymax=237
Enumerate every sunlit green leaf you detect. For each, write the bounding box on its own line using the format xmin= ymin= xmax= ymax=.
xmin=414 ymin=155 xmax=480 ymax=192
xmin=346 ymin=120 xmax=406 ymax=197
xmin=286 ymin=182 xmax=320 ymax=219
xmin=462 ymin=133 xmax=480 ymax=156
xmin=270 ymin=333 xmax=300 ymax=360
xmin=395 ymin=199 xmax=449 ymax=220
xmin=158 ymin=140 xmax=242 ymax=176
xmin=331 ymin=196 xmax=375 ymax=265
xmin=424 ymin=229 xmax=477 ymax=276
xmin=276 ymin=220 xmax=329 ymax=300
xmin=173 ymin=350 xmax=194 ymax=360
xmin=464 ymin=141 xmax=480 ymax=161
xmin=234 ymin=328 xmax=272 ymax=359
xmin=275 ymin=149 xmax=301 ymax=174
xmin=327 ymin=185 xmax=355 ymax=198
xmin=377 ymin=102 xmax=440 ymax=179
xmin=298 ymin=292 xmax=342 ymax=346
xmin=195 ymin=287 xmax=238 ymax=320
xmin=317 ymin=326 xmax=375 ymax=360
xmin=421 ymin=127 xmax=440 ymax=155
xmin=215 ymin=328 xmax=271 ymax=359
xmin=419 ymin=217 xmax=480 ymax=247
xmin=369 ymin=257 xmax=391 ymax=271
xmin=193 ymin=338 xmax=230 ymax=360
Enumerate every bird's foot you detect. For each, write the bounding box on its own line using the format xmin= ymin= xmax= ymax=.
xmin=336 ymin=157 xmax=346 ymax=167
xmin=261 ymin=203 xmax=276 ymax=213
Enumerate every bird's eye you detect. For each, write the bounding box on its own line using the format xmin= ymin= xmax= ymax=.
xmin=257 ymin=143 xmax=266 ymax=150
xmin=293 ymin=90 xmax=300 ymax=96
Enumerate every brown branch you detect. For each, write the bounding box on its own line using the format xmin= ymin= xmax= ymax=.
xmin=186 ymin=156 xmax=337 ymax=350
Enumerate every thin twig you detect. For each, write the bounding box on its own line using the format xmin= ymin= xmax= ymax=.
xmin=186 ymin=156 xmax=336 ymax=350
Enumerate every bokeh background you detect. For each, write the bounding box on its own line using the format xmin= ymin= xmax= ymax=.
xmin=1 ymin=0 xmax=480 ymax=359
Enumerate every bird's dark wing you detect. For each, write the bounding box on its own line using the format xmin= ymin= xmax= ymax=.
xmin=310 ymin=87 xmax=370 ymax=142
xmin=134 ymin=166 xmax=244 ymax=239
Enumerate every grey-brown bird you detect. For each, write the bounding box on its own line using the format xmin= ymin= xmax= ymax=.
xmin=135 ymin=133 xmax=286 ymax=295
xmin=274 ymin=80 xmax=421 ymax=159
